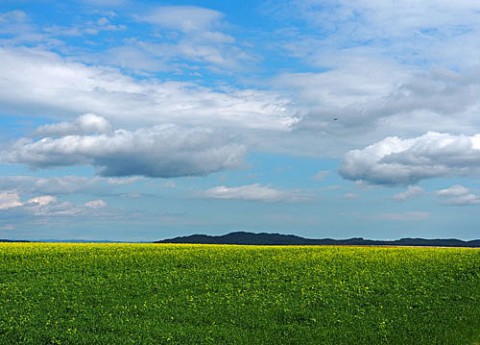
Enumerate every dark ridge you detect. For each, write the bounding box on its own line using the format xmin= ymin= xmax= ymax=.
xmin=155 ymin=231 xmax=480 ymax=247
xmin=0 ymin=239 xmax=31 ymax=243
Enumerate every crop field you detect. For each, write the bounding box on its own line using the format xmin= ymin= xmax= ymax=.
xmin=0 ymin=243 xmax=479 ymax=344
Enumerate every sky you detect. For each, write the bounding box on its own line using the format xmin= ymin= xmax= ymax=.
xmin=1 ymin=0 xmax=480 ymax=241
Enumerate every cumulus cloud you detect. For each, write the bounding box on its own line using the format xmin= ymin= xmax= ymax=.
xmin=436 ymin=185 xmax=480 ymax=206
xmin=393 ymin=186 xmax=424 ymax=201
xmin=201 ymin=184 xmax=309 ymax=202
xmin=340 ymin=132 xmax=480 ymax=185
xmin=3 ymin=115 xmax=246 ymax=178
xmin=436 ymin=185 xmax=470 ymax=197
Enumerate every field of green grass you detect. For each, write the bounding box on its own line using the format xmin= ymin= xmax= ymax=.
xmin=0 ymin=243 xmax=479 ymax=344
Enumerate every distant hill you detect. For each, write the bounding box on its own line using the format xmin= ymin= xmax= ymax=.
xmin=155 ymin=231 xmax=480 ymax=247
xmin=0 ymin=239 xmax=30 ymax=243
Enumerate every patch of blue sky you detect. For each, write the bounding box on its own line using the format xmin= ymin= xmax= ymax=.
xmin=245 ymin=152 xmax=339 ymax=187
xmin=0 ymin=114 xmax=55 ymax=133
xmin=173 ymin=152 xmax=341 ymax=193
xmin=12 ymin=166 xmax=97 ymax=179
xmin=0 ymin=116 xmax=32 ymax=140
xmin=0 ymin=164 xmax=33 ymax=177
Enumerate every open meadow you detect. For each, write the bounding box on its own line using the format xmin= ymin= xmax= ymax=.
xmin=0 ymin=243 xmax=479 ymax=344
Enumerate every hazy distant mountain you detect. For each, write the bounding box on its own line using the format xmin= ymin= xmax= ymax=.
xmin=155 ymin=231 xmax=480 ymax=247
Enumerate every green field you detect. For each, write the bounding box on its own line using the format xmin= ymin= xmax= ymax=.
xmin=1 ymin=243 xmax=479 ymax=344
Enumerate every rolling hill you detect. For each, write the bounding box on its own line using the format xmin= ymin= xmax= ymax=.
xmin=155 ymin=231 xmax=480 ymax=247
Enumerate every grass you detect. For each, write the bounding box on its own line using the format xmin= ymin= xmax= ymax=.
xmin=0 ymin=243 xmax=479 ymax=344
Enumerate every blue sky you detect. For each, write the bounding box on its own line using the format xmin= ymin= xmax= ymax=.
xmin=1 ymin=0 xmax=480 ymax=241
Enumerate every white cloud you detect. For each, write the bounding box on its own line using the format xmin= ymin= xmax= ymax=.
xmin=0 ymin=192 xmax=82 ymax=217
xmin=0 ymin=191 xmax=22 ymax=210
xmin=23 ymin=195 xmax=81 ymax=217
xmin=393 ymin=186 xmax=424 ymax=201
xmin=201 ymin=184 xmax=309 ymax=202
xmin=340 ymin=132 xmax=480 ymax=185
xmin=25 ymin=199 xmax=82 ymax=217
xmin=0 ymin=47 xmax=297 ymax=131
xmin=0 ymin=191 xmax=108 ymax=218
xmin=436 ymin=185 xmax=480 ymax=206
xmin=4 ymin=115 xmax=246 ymax=178
xmin=35 ymin=113 xmax=112 ymax=136
xmin=84 ymin=200 xmax=107 ymax=209
xmin=436 ymin=185 xmax=470 ymax=197
xmin=27 ymin=195 xmax=56 ymax=206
